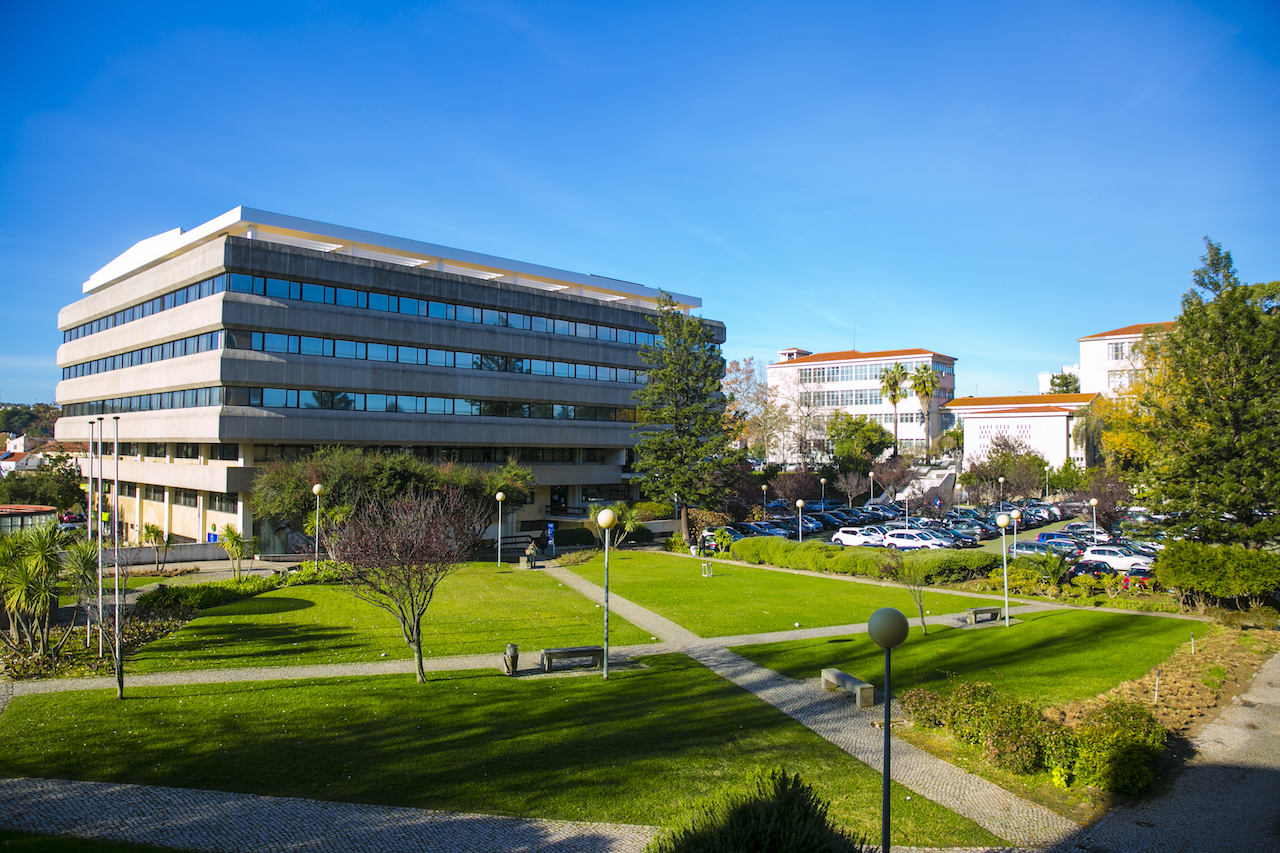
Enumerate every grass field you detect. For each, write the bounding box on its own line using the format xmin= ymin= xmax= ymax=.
xmin=0 ymin=831 xmax=169 ymax=852
xmin=733 ymin=608 xmax=1200 ymax=706
xmin=567 ymin=551 xmax=1001 ymax=637
xmin=129 ymin=564 xmax=655 ymax=672
xmin=0 ymin=655 xmax=1001 ymax=847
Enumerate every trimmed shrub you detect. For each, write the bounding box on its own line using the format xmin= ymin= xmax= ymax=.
xmin=665 ymin=533 xmax=689 ymax=552
xmin=905 ymin=549 xmax=1001 ymax=583
xmin=1073 ymin=700 xmax=1165 ymax=795
xmin=135 ymin=575 xmax=278 ymax=613
xmin=645 ymin=768 xmax=867 ymax=853
xmin=555 ymin=527 xmax=598 ymax=547
xmin=555 ymin=549 xmax=600 ymax=567
xmin=634 ymin=500 xmax=674 ymax=521
xmin=281 ymin=561 xmax=343 ymax=586
xmin=630 ymin=524 xmax=656 ymax=544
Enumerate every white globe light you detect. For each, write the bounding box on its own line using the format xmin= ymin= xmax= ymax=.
xmin=796 ymin=499 xmax=805 ymax=508
xmin=1089 ymin=498 xmax=1098 ymax=507
xmin=996 ymin=513 xmax=1010 ymax=528
xmin=495 ymin=491 xmax=505 ymax=502
xmin=312 ymin=483 xmax=324 ymax=496
xmin=598 ymin=508 xmax=617 ymax=529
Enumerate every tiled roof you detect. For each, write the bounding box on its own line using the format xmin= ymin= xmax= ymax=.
xmin=1078 ymin=321 xmax=1173 ymax=341
xmin=951 ymin=405 xmax=1075 ymax=415
xmin=770 ymin=347 xmax=955 ymax=367
xmin=945 ymin=393 xmax=1098 ymax=409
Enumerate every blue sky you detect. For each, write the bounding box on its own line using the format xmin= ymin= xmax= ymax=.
xmin=2 ymin=0 xmax=1277 ymax=404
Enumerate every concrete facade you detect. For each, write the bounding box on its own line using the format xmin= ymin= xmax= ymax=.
xmin=55 ymin=208 xmax=723 ymax=550
xmin=1037 ymin=321 xmax=1173 ymax=394
xmin=945 ymin=392 xmax=1099 ymax=470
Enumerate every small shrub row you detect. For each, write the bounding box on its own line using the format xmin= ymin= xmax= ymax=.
xmin=135 ymin=575 xmax=278 ymax=614
xmin=1209 ymin=604 xmax=1280 ymax=630
xmin=901 ymin=682 xmax=1166 ymax=794
xmin=282 ymin=561 xmax=344 ymax=586
xmin=728 ymin=538 xmax=999 ymax=584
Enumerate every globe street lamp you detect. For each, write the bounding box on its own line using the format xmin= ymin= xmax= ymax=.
xmin=998 ymin=475 xmax=1005 ymax=505
xmin=312 ymin=483 xmax=325 ymax=566
xmin=997 ymin=513 xmax=1012 ymax=628
xmin=761 ymin=483 xmax=768 ymax=517
xmin=1010 ymin=509 xmax=1022 ymax=549
xmin=868 ymin=607 xmax=909 ymax=853
xmin=495 ymin=492 xmax=506 ymax=568
xmin=1044 ymin=465 xmax=1051 ymax=500
xmin=869 ymin=471 xmax=875 ymax=502
xmin=1089 ymin=497 xmax=1099 ymax=544
xmin=597 ymin=508 xmax=617 ymax=680
xmin=820 ymin=477 xmax=827 ymax=508
xmin=796 ymin=499 xmax=805 ymax=543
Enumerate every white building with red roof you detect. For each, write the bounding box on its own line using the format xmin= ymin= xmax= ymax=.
xmin=1039 ymin=321 xmax=1174 ymax=394
xmin=766 ymin=346 xmax=957 ymax=463
xmin=944 ymin=392 xmax=1099 ymax=469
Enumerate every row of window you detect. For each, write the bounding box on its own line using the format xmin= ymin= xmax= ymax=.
xmin=797 ymin=360 xmax=954 ymax=384
xmin=224 ymin=330 xmax=646 ymax=384
xmin=63 ymin=270 xmax=664 ymax=351
xmin=799 ymin=388 xmax=956 ymax=408
xmin=116 ymin=482 xmax=238 ymax=512
xmin=223 ymin=387 xmax=636 ymax=422
xmin=63 ymin=384 xmax=638 ymax=423
xmin=62 ymin=332 xmax=223 ymax=380
xmin=1106 ymin=341 xmax=1135 ymax=361
xmin=247 ymin=444 xmax=614 ymax=464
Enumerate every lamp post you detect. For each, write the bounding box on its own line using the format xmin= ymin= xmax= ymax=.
xmin=820 ymin=477 xmax=827 ymax=509
xmin=868 ymin=607 xmax=909 ymax=853
xmin=598 ymin=508 xmax=617 ymax=680
xmin=1044 ymin=465 xmax=1051 ymax=500
xmin=796 ymin=499 xmax=805 ymax=543
xmin=761 ymin=483 xmax=768 ymax=517
xmin=1089 ymin=497 xmax=1099 ymax=544
xmin=998 ymin=476 xmax=1005 ymax=505
xmin=869 ymin=471 xmax=875 ymax=502
xmin=495 ymin=491 xmax=505 ymax=567
xmin=997 ymin=513 xmax=1011 ymax=627
xmin=311 ymin=483 xmax=324 ymax=566
xmin=112 ymin=416 xmax=122 ymax=699
xmin=1010 ymin=509 xmax=1021 ymax=550
xmin=95 ymin=417 xmax=104 ymax=656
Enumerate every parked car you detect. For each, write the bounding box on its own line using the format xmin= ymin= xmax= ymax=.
xmin=949 ymin=519 xmax=999 ymax=540
xmin=1109 ymin=538 xmax=1159 ymax=559
xmin=699 ymin=526 xmax=746 ymax=552
xmin=813 ymin=513 xmax=847 ymax=531
xmin=1062 ymin=522 xmax=1111 ymax=542
xmin=1079 ymin=545 xmax=1152 ymax=572
xmin=1068 ymin=560 xmax=1118 ymax=581
xmin=925 ymin=528 xmax=979 ymax=549
xmin=1007 ymin=541 xmax=1052 ymax=559
xmin=832 ymin=527 xmax=885 ymax=547
xmin=59 ymin=512 xmax=86 ymax=523
xmin=1123 ymin=567 xmax=1156 ymax=590
xmin=884 ymin=530 xmax=949 ymax=550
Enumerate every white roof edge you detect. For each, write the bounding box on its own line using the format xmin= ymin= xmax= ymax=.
xmin=82 ymin=206 xmax=702 ymax=309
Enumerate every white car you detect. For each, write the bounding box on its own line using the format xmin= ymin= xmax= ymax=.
xmin=1080 ymin=546 xmax=1152 ymax=572
xmin=832 ymin=527 xmax=884 ymax=547
xmin=883 ymin=529 xmax=949 ymax=550
xmin=1063 ymin=522 xmax=1111 ymax=542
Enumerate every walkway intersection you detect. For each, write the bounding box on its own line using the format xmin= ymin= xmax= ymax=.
xmin=1 ymin=555 xmax=1274 ymax=852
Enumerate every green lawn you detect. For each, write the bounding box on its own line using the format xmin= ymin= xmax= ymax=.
xmin=566 ymin=551 xmax=1001 ymax=637
xmin=0 ymin=831 xmax=176 ymax=852
xmin=57 ymin=576 xmax=155 ymax=608
xmin=0 ymin=656 xmax=1001 ymax=847
xmin=733 ymin=609 xmax=1199 ymax=706
xmin=130 ymin=563 xmax=654 ymax=672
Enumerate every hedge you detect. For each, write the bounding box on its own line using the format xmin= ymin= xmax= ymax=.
xmin=135 ymin=575 xmax=278 ymax=613
xmin=728 ymin=538 xmax=1000 ymax=584
xmin=1155 ymin=540 xmax=1280 ymax=603
xmin=900 ymin=684 xmax=1166 ymax=794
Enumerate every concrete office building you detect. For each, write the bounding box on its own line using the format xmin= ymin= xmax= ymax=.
xmin=1037 ymin=321 xmax=1174 ymax=394
xmin=55 ymin=207 xmax=722 ymax=551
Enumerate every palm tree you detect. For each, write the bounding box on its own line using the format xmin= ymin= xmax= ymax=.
xmin=62 ymin=538 xmax=100 ymax=648
xmin=0 ymin=524 xmax=74 ymax=657
xmin=879 ymin=362 xmax=909 ymax=456
xmin=218 ymin=524 xmax=246 ymax=579
xmin=910 ymin=362 xmax=940 ymax=460
xmin=141 ymin=523 xmax=172 ymax=573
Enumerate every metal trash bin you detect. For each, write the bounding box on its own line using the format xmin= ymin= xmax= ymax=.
xmin=502 ymin=643 xmax=519 ymax=675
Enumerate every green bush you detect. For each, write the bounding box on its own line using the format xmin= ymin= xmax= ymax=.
xmin=1155 ymin=540 xmax=1280 ymax=603
xmin=665 ymin=533 xmax=689 ymax=552
xmin=135 ymin=575 xmax=278 ymax=613
xmin=281 ymin=561 xmax=343 ymax=586
xmin=555 ymin=527 xmax=598 ymax=547
xmin=983 ymin=700 xmax=1047 ymax=774
xmin=555 ymin=549 xmax=600 ymax=567
xmin=1073 ymin=700 xmax=1165 ymax=794
xmin=634 ymin=500 xmax=674 ymax=521
xmin=905 ymin=550 xmax=1002 ymax=583
xmin=630 ymin=524 xmax=656 ymax=544
xmin=645 ymin=768 xmax=867 ymax=853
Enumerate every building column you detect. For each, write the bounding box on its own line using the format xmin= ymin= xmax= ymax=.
xmin=163 ymin=488 xmax=171 ymax=539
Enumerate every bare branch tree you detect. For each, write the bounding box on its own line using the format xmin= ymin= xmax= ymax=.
xmin=327 ymin=487 xmax=488 ymax=683
xmin=833 ymin=470 xmax=868 ymax=507
xmin=886 ymin=549 xmax=930 ymax=636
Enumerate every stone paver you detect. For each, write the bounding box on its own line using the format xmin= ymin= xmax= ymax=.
xmin=0 ymin=777 xmax=658 ymax=853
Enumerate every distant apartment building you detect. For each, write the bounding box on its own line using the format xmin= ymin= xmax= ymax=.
xmin=1038 ymin=322 xmax=1173 ymax=394
xmin=55 ymin=207 xmax=723 ymax=550
xmin=766 ymin=347 xmax=957 ymax=463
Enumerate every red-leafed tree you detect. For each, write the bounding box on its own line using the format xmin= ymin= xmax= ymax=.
xmin=327 ymin=487 xmax=489 ymax=683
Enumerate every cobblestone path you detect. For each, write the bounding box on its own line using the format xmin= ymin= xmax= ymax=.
xmin=0 ymin=777 xmax=659 ymax=853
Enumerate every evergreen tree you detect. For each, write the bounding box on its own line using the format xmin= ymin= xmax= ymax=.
xmin=1048 ymin=372 xmax=1081 ymax=394
xmin=633 ymin=293 xmax=738 ymax=542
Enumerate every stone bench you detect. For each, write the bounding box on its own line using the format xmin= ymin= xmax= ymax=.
xmin=966 ymin=606 xmax=1003 ymax=625
xmin=540 ymin=645 xmax=605 ymax=673
xmin=821 ymin=668 xmax=874 ymax=708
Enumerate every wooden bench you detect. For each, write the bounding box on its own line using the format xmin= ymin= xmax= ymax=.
xmin=541 ymin=645 xmax=605 ymax=672
xmin=821 ymin=668 xmax=875 ymax=708
xmin=966 ymin=606 xmax=1003 ymax=625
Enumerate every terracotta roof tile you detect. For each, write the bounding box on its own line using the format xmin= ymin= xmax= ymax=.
xmin=945 ymin=393 xmax=1098 ymax=409
xmin=770 ymin=347 xmax=956 ymax=366
xmin=1078 ymin=321 xmax=1173 ymax=341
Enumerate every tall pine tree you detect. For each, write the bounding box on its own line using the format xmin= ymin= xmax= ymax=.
xmin=633 ymin=293 xmax=737 ymax=542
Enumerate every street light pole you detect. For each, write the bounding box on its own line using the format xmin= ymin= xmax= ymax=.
xmin=869 ymin=607 xmax=909 ymax=853
xmin=997 ymin=513 xmax=1011 ymax=627
xmin=495 ymin=492 xmax=505 ymax=567
xmin=1011 ymin=509 xmax=1021 ymax=550
xmin=312 ymin=483 xmax=324 ymax=566
xmin=796 ymin=499 xmax=805 ymax=543
xmin=96 ymin=416 xmax=104 ymax=657
xmin=761 ymin=484 xmax=767 ymax=517
xmin=1089 ymin=497 xmax=1099 ymax=545
xmin=998 ymin=475 xmax=1005 ymax=505
xmin=598 ymin=508 xmax=617 ymax=680
xmin=1044 ymin=465 xmax=1051 ymax=500
xmin=113 ymin=416 xmax=122 ymax=700
xmin=820 ymin=477 xmax=826 ymax=508
xmin=869 ymin=471 xmax=875 ymax=502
